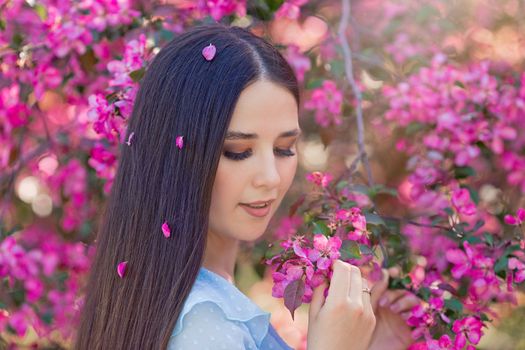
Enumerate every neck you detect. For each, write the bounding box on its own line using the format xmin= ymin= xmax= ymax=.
xmin=202 ymin=230 xmax=239 ymax=284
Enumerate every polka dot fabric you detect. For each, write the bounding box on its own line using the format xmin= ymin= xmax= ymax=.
xmin=168 ymin=267 xmax=294 ymax=350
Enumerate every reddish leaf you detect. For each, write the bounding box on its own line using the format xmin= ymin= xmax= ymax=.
xmin=288 ymin=194 xmax=306 ymax=217
xmin=284 ymin=279 xmax=305 ymax=320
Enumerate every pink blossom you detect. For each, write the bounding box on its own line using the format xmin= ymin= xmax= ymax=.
xmin=162 ymin=221 xmax=171 ymax=238
xmin=117 ymin=261 xmax=128 ymax=278
xmin=199 ymin=0 xmax=247 ymax=21
xmin=308 ymin=235 xmax=342 ymax=270
xmin=275 ymin=0 xmax=308 ymax=20
xmin=446 ymin=241 xmax=491 ymax=280
xmin=176 ymin=135 xmax=184 ymax=149
xmin=452 ymin=316 xmax=483 ymax=348
xmin=304 ymin=80 xmax=343 ymax=127
xmin=306 ymin=171 xmax=333 ymax=188
xmin=284 ymin=44 xmax=311 ymax=83
xmin=504 ymin=207 xmax=525 ymax=226
xmin=274 ymin=215 xmax=303 ymax=240
xmin=202 ymin=43 xmax=217 ymax=61
xmin=451 ymin=188 xmax=476 ymax=216
xmin=508 ymin=257 xmax=525 ymax=284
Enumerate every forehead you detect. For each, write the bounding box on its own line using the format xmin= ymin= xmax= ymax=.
xmin=228 ymin=80 xmax=299 ymax=134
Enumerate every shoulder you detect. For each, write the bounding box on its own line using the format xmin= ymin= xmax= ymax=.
xmin=169 ymin=268 xmax=272 ymax=349
xmin=167 ymin=301 xmax=256 ymax=350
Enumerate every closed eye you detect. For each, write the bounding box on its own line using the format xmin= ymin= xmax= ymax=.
xmin=223 ymin=148 xmax=296 ymax=161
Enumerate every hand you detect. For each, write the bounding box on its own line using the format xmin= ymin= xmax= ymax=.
xmin=367 ymin=268 xmax=419 ymax=350
xmin=307 ymin=260 xmax=376 ymax=350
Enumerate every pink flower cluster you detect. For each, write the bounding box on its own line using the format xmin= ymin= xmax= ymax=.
xmin=267 ymin=234 xmax=341 ymax=304
xmin=87 ymin=34 xmax=151 ymax=192
xmin=304 ymin=80 xmax=344 ymax=127
xmin=274 ymin=0 xmax=308 ymax=20
xmin=0 ymin=227 xmax=92 ymax=339
xmin=197 ymin=0 xmax=247 ymax=21
xmin=384 ymin=54 xmax=525 ymax=197
xmin=267 ymin=172 xmax=375 ymax=317
xmin=284 ymin=44 xmax=311 ymax=83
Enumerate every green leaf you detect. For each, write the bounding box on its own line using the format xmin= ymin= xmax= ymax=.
xmin=336 ymin=180 xmax=349 ymax=191
xmin=454 ymin=80 xmax=466 ymax=89
xmin=418 ymin=287 xmax=431 ymax=301
xmin=444 ymin=207 xmax=454 ymax=216
xmin=306 ymin=78 xmax=323 ymax=89
xmin=312 ymin=221 xmax=330 ymax=236
xmin=329 ymin=60 xmax=345 ymax=77
xmin=340 ymin=240 xmax=361 ymax=260
xmin=41 ymin=312 xmax=53 ymax=325
xmin=359 ymin=244 xmax=375 ymax=256
xmin=483 ymin=233 xmax=494 ymax=247
xmin=129 ymin=67 xmax=146 ymax=83
xmin=494 ymin=256 xmax=509 ymax=273
xmin=369 ymin=184 xmax=398 ymax=197
xmin=105 ymin=91 xmax=119 ymax=103
xmin=464 ymin=236 xmax=482 ymax=244
xmin=388 ymin=275 xmax=412 ymax=289
xmin=34 ymin=4 xmax=48 ymax=21
xmin=469 ymin=220 xmax=485 ymax=233
xmin=444 ymin=298 xmax=463 ymax=313
xmin=364 ymin=212 xmax=386 ymax=227
xmin=479 ymin=312 xmax=491 ymax=322
xmin=454 ymin=166 xmax=476 ymax=179
xmin=405 ymin=122 xmax=425 ymax=135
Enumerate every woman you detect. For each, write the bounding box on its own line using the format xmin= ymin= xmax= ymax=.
xmin=74 ymin=23 xmax=418 ymax=350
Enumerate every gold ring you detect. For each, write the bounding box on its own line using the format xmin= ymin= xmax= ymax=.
xmin=362 ymin=287 xmax=372 ymax=295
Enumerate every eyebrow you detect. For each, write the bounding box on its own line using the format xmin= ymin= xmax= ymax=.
xmin=225 ymin=128 xmax=302 ymax=141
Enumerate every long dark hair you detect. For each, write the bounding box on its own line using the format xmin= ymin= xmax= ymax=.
xmin=74 ymin=23 xmax=299 ymax=349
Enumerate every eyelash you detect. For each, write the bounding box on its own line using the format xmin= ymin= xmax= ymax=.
xmin=223 ymin=148 xmax=296 ymax=161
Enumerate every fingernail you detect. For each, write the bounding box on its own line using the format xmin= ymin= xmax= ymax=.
xmin=390 ymin=303 xmax=400 ymax=312
xmin=379 ymin=297 xmax=388 ymax=307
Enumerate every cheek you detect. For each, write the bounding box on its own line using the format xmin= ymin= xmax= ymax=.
xmin=279 ymin=157 xmax=298 ymax=191
xmin=211 ymin=161 xmax=244 ymax=210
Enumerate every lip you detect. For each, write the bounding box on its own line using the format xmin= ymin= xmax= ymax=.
xmin=239 ymin=199 xmax=274 ymax=218
xmin=240 ymin=199 xmax=276 ymax=206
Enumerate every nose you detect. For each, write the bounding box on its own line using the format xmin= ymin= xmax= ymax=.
xmin=252 ymin=151 xmax=281 ymax=189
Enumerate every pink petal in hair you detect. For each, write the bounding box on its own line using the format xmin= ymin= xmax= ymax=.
xmin=176 ymin=135 xmax=184 ymax=149
xmin=117 ymin=261 xmax=128 ymax=278
xmin=162 ymin=221 xmax=171 ymax=238
xmin=125 ymin=132 xmax=135 ymax=146
xmin=202 ymin=43 xmax=216 ymax=61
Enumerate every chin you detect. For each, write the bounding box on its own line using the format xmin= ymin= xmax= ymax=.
xmin=239 ymin=229 xmax=266 ymax=242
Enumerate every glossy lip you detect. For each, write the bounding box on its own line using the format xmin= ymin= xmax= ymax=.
xmin=239 ymin=202 xmax=272 ymax=218
xmin=239 ymin=199 xmax=276 ymax=206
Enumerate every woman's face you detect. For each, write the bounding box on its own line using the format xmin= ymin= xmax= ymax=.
xmin=208 ymin=80 xmax=300 ymax=242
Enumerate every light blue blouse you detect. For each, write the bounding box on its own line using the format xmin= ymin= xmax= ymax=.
xmin=168 ymin=267 xmax=294 ymax=350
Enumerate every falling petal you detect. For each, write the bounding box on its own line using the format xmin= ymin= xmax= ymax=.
xmin=202 ymin=43 xmax=216 ymax=61
xmin=125 ymin=132 xmax=135 ymax=146
xmin=176 ymin=136 xmax=184 ymax=149
xmin=117 ymin=261 xmax=128 ymax=278
xmin=162 ymin=221 xmax=171 ymax=238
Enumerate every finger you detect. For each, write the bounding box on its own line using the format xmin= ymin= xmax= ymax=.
xmin=309 ymin=280 xmax=328 ymax=320
xmin=348 ymin=264 xmax=363 ymax=306
xmin=361 ymin=278 xmax=373 ymax=314
xmin=388 ymin=266 xmax=401 ymax=278
xmin=326 ymin=260 xmax=351 ymax=306
xmin=370 ymin=268 xmax=388 ymax=310
xmin=400 ymin=311 xmax=412 ymax=320
xmin=378 ymin=289 xmax=406 ymax=308
xmin=389 ymin=293 xmax=421 ymax=313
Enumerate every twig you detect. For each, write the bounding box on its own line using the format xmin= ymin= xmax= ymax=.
xmin=338 ymin=0 xmax=374 ymax=187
